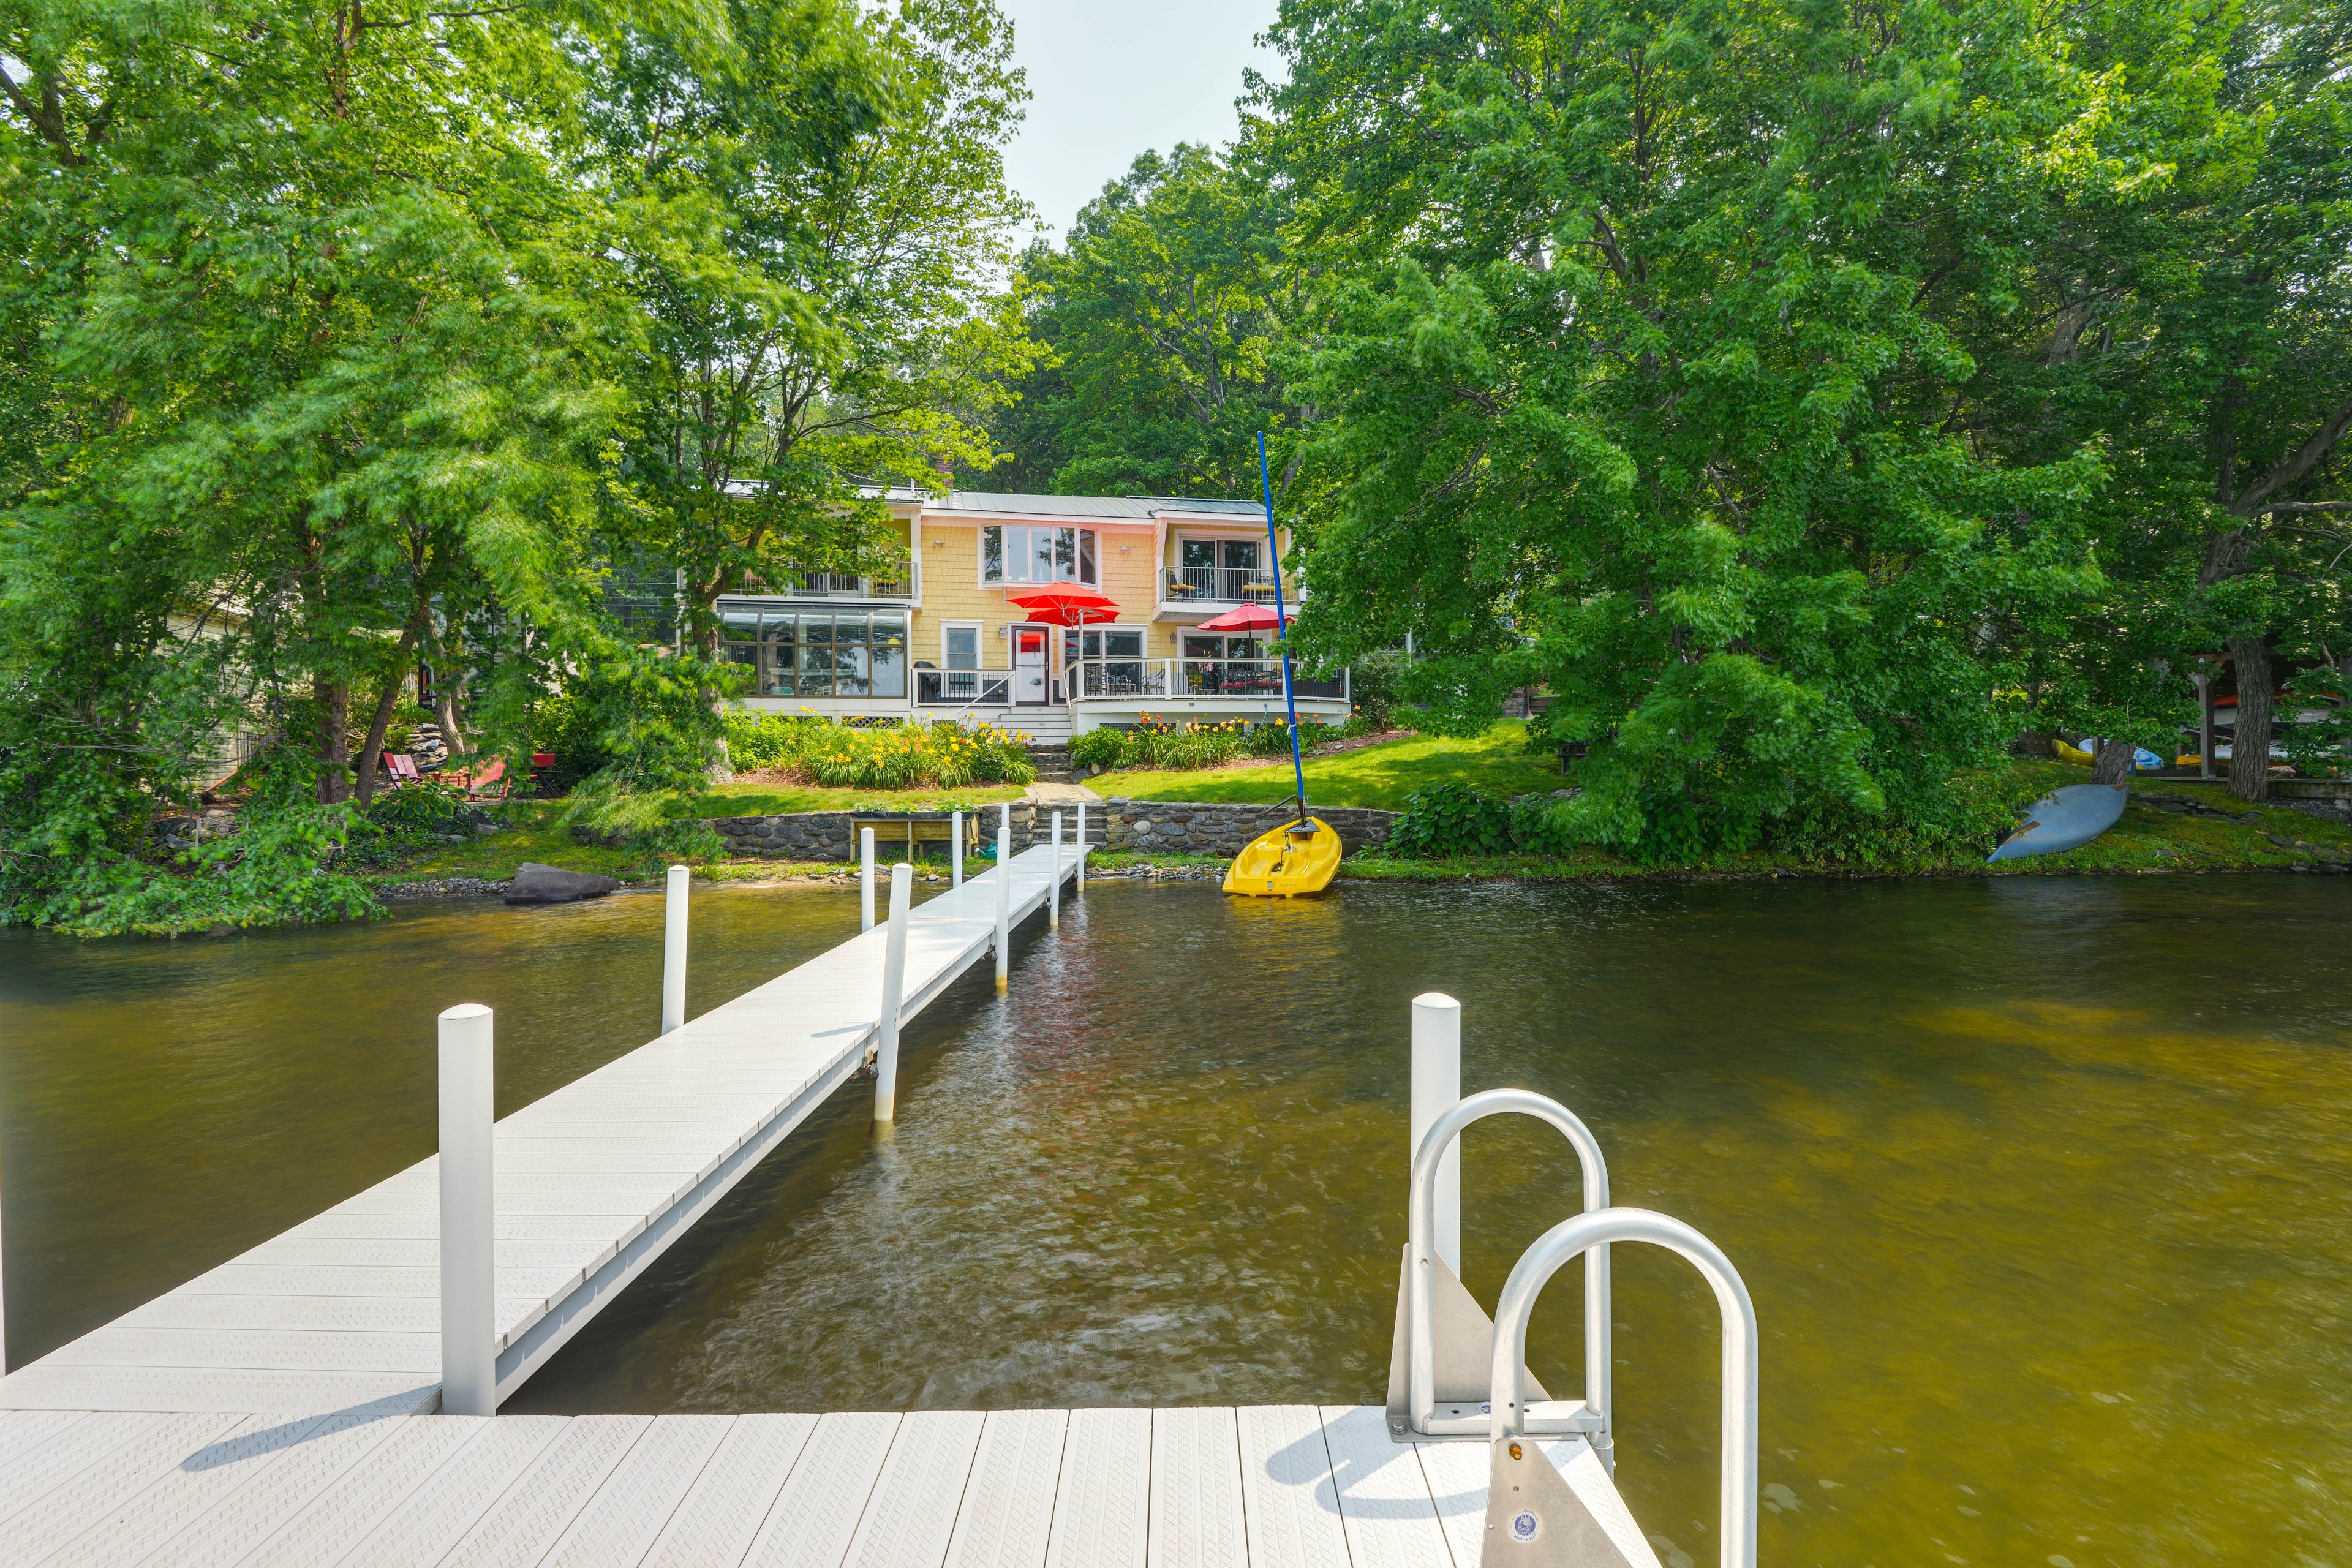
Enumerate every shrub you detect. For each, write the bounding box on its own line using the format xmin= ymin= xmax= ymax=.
xmin=1387 ymin=783 xmax=1515 ymax=856
xmin=1126 ymin=716 xmax=1247 ymax=770
xmin=363 ymin=775 xmax=468 ymax=833
xmin=1509 ymin=794 xmax=1577 ymax=856
xmin=723 ymin=711 xmax=827 ymax=771
xmin=1349 ymin=647 xmax=1406 ymax=729
xmin=533 ymin=692 xmax=612 ymax=793
xmin=1069 ymin=728 xmax=1134 ymax=772
xmin=1246 ymin=723 xmax=1296 ymax=758
xmin=797 ymin=720 xmax=1035 ymax=790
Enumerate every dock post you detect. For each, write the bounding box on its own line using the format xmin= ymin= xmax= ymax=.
xmin=860 ymin=827 xmax=876 ymax=932
xmin=1411 ymin=993 xmax=1463 ymax=1275
xmin=1076 ymin=802 xmax=1086 ymax=891
xmin=995 ymin=810 xmax=1011 ymax=989
xmin=661 ymin=864 xmax=688 ymax=1035
xmin=1049 ymin=811 xmax=1062 ymax=929
xmin=874 ymin=862 xmax=913 ymax=1123
xmin=952 ymin=810 xmax=963 ymax=888
xmin=437 ymin=1003 xmax=496 ymax=1416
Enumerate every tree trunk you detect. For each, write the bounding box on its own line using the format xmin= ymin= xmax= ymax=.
xmin=2091 ymin=739 xmax=2138 ymax=784
xmin=435 ymin=678 xmax=467 ymax=760
xmin=2228 ymin=636 xmax=2273 ymax=802
xmin=352 ymin=605 xmax=431 ymax=807
xmin=314 ymin=676 xmax=350 ymax=803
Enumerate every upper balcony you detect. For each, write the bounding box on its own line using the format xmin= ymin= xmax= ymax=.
xmin=742 ymin=570 xmax=914 ymax=603
xmin=1160 ymin=565 xmax=1284 ymax=610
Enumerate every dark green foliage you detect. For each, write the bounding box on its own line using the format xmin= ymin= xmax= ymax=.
xmin=722 ymin=712 xmax=834 ymax=772
xmin=985 ymin=145 xmax=1298 ymax=496
xmin=1347 ymin=649 xmax=1405 ymax=730
xmin=2276 ymin=671 xmax=2352 ymax=778
xmin=1387 ymin=784 xmax=1515 ymax=858
xmin=1763 ymin=767 xmax=2048 ymax=870
xmin=533 ymin=695 xmax=616 ymax=794
xmin=1068 ymin=728 xmax=1133 ymax=772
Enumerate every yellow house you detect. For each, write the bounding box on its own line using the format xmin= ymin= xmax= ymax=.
xmin=720 ymin=491 xmax=1351 ymax=741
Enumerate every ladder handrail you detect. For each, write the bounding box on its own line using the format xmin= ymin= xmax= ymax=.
xmin=1488 ymin=1207 xmax=1758 ymax=1568
xmin=1408 ymin=1088 xmax=1611 ymax=1457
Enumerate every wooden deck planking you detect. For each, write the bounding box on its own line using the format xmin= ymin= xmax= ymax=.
xmin=0 ymin=846 xmax=1084 ymax=1420
xmin=0 ymin=1406 xmax=1622 ymax=1567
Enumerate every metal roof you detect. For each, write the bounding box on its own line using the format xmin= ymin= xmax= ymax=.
xmin=935 ymin=491 xmax=1264 ymax=519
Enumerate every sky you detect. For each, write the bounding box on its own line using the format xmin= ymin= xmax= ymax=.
xmin=996 ymin=0 xmax=1282 ymax=247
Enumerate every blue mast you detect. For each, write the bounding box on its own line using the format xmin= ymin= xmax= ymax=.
xmin=1259 ymin=432 xmax=1308 ymax=826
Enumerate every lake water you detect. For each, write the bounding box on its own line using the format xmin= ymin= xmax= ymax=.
xmin=4 ymin=874 xmax=2348 ymax=1563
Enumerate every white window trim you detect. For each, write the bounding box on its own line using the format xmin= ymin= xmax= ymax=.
xmin=940 ymin=620 xmax=986 ymax=671
xmin=1175 ymin=530 xmax=1265 ymax=567
xmin=978 ymin=523 xmax=1101 ymax=588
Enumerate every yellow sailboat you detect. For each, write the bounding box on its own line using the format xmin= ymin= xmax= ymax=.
xmin=1223 ymin=815 xmax=1342 ymax=897
xmin=1224 ymin=432 xmax=1344 ymax=899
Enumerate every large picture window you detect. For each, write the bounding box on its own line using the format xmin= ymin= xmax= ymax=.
xmin=982 ymin=525 xmax=1098 ymax=586
xmin=723 ymin=609 xmax=907 ymax=698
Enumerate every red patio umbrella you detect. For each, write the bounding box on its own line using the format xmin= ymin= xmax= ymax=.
xmin=1004 ymin=582 xmax=1121 ymax=627
xmin=1194 ymin=601 xmax=1285 ymax=634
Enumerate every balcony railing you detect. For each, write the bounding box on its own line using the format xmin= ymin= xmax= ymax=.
xmin=916 ymin=669 xmax=1011 ymax=706
xmin=1065 ymin=658 xmax=1348 ymax=702
xmin=1163 ymin=566 xmax=1280 ymax=604
xmin=740 ymin=570 xmax=914 ymax=601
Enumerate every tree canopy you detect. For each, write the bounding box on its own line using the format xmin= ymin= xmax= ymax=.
xmin=0 ymin=0 xmax=1027 ymax=932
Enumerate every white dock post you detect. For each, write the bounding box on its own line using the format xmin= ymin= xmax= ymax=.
xmin=993 ymin=811 xmax=1012 ymax=987
xmin=1049 ymin=811 xmax=1063 ymax=929
xmin=952 ymin=810 xmax=963 ymax=888
xmin=437 ymin=1003 xmax=496 ymax=1416
xmin=874 ymin=862 xmax=913 ymax=1123
xmin=1076 ymin=801 xmax=1086 ymax=891
xmin=860 ymin=827 xmax=876 ymax=932
xmin=1411 ymin=993 xmax=1463 ymax=1275
xmin=661 ymin=864 xmax=688 ymax=1035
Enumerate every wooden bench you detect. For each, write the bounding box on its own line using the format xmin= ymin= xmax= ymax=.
xmin=852 ymin=816 xmax=983 ymax=858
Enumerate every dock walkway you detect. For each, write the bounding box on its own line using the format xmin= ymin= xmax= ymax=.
xmin=0 ymin=843 xmax=1084 ymax=1419
xmin=0 ymin=843 xmax=1665 ymax=1568
xmin=0 ymin=1403 xmax=1649 ymax=1567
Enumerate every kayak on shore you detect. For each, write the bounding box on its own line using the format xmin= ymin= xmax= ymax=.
xmin=1988 ymin=782 xmax=2130 ymax=862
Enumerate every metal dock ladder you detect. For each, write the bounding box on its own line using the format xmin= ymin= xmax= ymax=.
xmin=1389 ymin=994 xmax=1761 ymax=1568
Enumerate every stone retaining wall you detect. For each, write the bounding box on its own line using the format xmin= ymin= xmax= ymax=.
xmin=1101 ymin=799 xmax=1396 ymax=856
xmin=698 ymin=803 xmax=1108 ymax=861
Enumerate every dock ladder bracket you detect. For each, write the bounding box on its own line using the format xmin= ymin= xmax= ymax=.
xmin=1482 ymin=1207 xmax=1758 ymax=1568
xmin=1387 ymin=1088 xmax=1613 ymax=1463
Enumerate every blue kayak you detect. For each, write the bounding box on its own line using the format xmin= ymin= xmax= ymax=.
xmin=1986 ymin=783 xmax=2129 ymax=863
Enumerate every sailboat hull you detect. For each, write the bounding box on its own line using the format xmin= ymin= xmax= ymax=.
xmin=1223 ymin=815 xmax=1342 ymax=896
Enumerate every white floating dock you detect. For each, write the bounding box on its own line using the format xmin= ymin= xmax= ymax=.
xmin=0 ymin=844 xmax=1084 ymax=1419
xmin=0 ymin=843 xmax=1667 ymax=1567
xmin=0 ymin=1403 xmax=1656 ymax=1567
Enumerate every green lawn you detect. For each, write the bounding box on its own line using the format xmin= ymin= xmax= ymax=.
xmin=1090 ymin=724 xmax=1567 ymax=811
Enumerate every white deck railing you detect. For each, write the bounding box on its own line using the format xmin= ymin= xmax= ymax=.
xmin=1064 ymin=658 xmax=1349 ymax=703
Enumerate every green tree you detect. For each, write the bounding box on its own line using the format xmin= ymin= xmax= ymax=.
xmin=1256 ymin=0 xmax=2107 ymax=854
xmin=1947 ymin=0 xmax=2352 ymax=797
xmin=992 ymin=144 xmax=1302 ymax=497
xmin=0 ymin=0 xmax=802 ymax=929
xmin=606 ymin=0 xmax=1038 ymax=664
